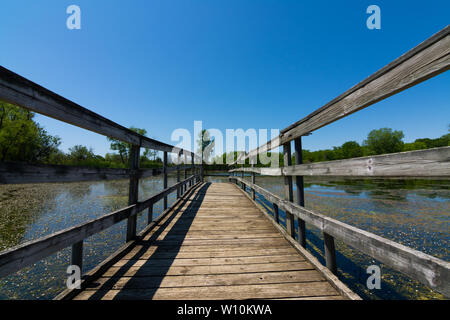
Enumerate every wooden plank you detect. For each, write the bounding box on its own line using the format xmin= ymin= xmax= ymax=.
xmin=126 ymin=145 xmax=140 ymax=242
xmin=294 ymin=137 xmax=306 ymax=247
xmin=74 ymin=281 xmax=338 ymax=300
xmin=284 ymin=146 xmax=450 ymax=177
xmin=229 ymin=147 xmax=450 ymax=178
xmin=323 ymin=232 xmax=337 ymax=275
xmin=144 ymin=238 xmax=291 ymax=247
xmin=101 ymin=261 xmax=314 ymax=277
xmin=283 ymin=143 xmax=295 ymax=237
xmin=71 ymin=241 xmax=83 ymax=274
xmin=122 ymin=247 xmax=298 ymax=260
xmin=88 ymin=270 xmax=325 ymax=289
xmin=112 ymin=254 xmax=305 ymax=267
xmin=234 ymin=26 xmax=450 ymax=163
xmin=233 ymin=177 xmax=450 ymax=296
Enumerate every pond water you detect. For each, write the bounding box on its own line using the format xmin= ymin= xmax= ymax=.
xmin=0 ymin=174 xmax=448 ymax=300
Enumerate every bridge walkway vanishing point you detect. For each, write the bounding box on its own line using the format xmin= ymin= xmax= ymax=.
xmin=71 ymin=182 xmax=356 ymax=300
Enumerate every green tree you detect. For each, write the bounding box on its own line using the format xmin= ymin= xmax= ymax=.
xmin=107 ymin=127 xmax=147 ymax=164
xmin=67 ymin=145 xmax=95 ymax=162
xmin=403 ymin=141 xmax=428 ymax=151
xmin=363 ymin=128 xmax=404 ymax=155
xmin=340 ymin=141 xmax=363 ymax=159
xmin=197 ymin=129 xmax=214 ymax=164
xmin=0 ymin=102 xmax=60 ymax=162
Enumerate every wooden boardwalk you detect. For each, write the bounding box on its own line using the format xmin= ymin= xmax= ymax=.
xmin=73 ymin=183 xmax=349 ymax=300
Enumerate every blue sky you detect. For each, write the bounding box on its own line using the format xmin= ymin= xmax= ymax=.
xmin=1 ymin=0 xmax=449 ymax=156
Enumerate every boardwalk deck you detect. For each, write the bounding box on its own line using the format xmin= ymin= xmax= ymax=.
xmin=72 ymin=182 xmax=353 ymax=300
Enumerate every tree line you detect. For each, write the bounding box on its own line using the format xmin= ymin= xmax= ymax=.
xmin=212 ymin=128 xmax=449 ymax=168
xmin=0 ymin=102 xmax=163 ymax=168
xmin=1 ymin=102 xmax=448 ymax=169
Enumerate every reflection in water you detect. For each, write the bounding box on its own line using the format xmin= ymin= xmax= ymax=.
xmin=0 ymin=174 xmax=448 ymax=300
xmin=0 ymin=175 xmax=179 ymax=300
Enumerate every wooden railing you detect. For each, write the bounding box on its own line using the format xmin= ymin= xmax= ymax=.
xmin=228 ymin=26 xmax=450 ymax=297
xmin=0 ymin=66 xmax=202 ymax=286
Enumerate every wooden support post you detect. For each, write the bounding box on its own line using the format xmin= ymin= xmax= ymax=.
xmin=273 ymin=203 xmax=279 ymax=224
xmin=163 ymin=151 xmax=168 ymax=210
xmin=191 ymin=154 xmax=195 ymax=186
xmin=251 ymin=163 xmax=256 ymax=200
xmin=184 ymin=153 xmax=188 ymax=192
xmin=126 ymin=145 xmax=140 ymax=242
xmin=71 ymin=241 xmax=83 ymax=274
xmin=294 ymin=137 xmax=306 ymax=248
xmin=147 ymin=203 xmax=153 ymax=225
xmin=241 ymin=167 xmax=245 ymax=191
xmin=283 ymin=143 xmax=295 ymax=237
xmin=177 ymin=151 xmax=181 ymax=198
xmin=324 ymin=232 xmax=337 ymax=275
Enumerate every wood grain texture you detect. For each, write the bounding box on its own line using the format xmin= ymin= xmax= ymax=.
xmin=229 ymin=147 xmax=450 ymax=178
xmin=232 ymin=177 xmax=450 ymax=296
xmin=0 ymin=161 xmax=164 ymax=184
xmin=71 ymin=182 xmax=351 ymax=300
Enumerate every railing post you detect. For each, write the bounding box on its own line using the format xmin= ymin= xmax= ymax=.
xmin=191 ymin=153 xmax=195 ymax=186
xmin=251 ymin=163 xmax=256 ymax=200
xmin=294 ymin=137 xmax=307 ymax=248
xmin=273 ymin=203 xmax=279 ymax=224
xmin=71 ymin=241 xmax=83 ymax=275
xmin=241 ymin=166 xmax=245 ymax=191
xmin=147 ymin=203 xmax=153 ymax=225
xmin=283 ymin=143 xmax=295 ymax=237
xmin=184 ymin=152 xmax=188 ymax=192
xmin=126 ymin=145 xmax=140 ymax=242
xmin=163 ymin=151 xmax=168 ymax=210
xmin=177 ymin=151 xmax=181 ymax=198
xmin=200 ymin=159 xmax=204 ymax=182
xmin=324 ymin=232 xmax=337 ymax=274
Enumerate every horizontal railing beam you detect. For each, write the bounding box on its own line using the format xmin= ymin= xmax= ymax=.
xmin=229 ymin=147 xmax=450 ymax=178
xmin=0 ymin=162 xmax=166 ymax=184
xmin=231 ymin=176 xmax=450 ymax=297
xmin=0 ymin=174 xmax=200 ymax=278
xmin=0 ymin=66 xmax=199 ymax=159
xmin=0 ymin=161 xmax=204 ymax=184
xmin=233 ymin=26 xmax=450 ymax=164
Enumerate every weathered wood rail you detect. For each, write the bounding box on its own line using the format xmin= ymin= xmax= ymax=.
xmin=229 ymin=26 xmax=450 ymax=297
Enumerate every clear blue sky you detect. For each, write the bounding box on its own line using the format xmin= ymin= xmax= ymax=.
xmin=1 ymin=0 xmax=449 ymax=156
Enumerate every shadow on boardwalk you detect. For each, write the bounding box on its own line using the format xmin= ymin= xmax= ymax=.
xmin=85 ymin=182 xmax=211 ymax=300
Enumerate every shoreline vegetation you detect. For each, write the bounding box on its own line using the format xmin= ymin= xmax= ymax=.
xmin=0 ymin=102 xmax=449 ymax=170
